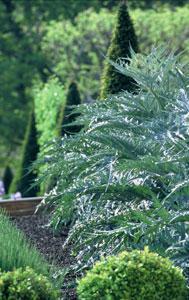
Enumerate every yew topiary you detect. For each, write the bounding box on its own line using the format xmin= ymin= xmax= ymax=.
xmin=77 ymin=248 xmax=188 ymax=300
xmin=58 ymin=81 xmax=81 ymax=136
xmin=100 ymin=1 xmax=139 ymax=99
xmin=9 ymin=111 xmax=39 ymax=197
xmin=2 ymin=165 xmax=13 ymax=194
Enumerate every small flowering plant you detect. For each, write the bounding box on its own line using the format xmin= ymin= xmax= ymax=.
xmin=0 ymin=180 xmax=22 ymax=200
xmin=10 ymin=192 xmax=22 ymax=200
xmin=0 ymin=180 xmax=5 ymax=199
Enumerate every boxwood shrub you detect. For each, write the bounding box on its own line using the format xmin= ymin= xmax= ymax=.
xmin=77 ymin=248 xmax=188 ymax=300
xmin=0 ymin=267 xmax=60 ymax=300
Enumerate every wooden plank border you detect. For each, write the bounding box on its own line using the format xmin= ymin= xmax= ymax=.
xmin=0 ymin=197 xmax=43 ymax=216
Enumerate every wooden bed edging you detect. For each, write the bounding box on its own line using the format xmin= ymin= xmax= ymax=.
xmin=0 ymin=197 xmax=43 ymax=216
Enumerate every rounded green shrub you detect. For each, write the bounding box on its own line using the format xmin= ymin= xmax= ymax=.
xmin=0 ymin=267 xmax=60 ymax=300
xmin=77 ymin=248 xmax=188 ymax=300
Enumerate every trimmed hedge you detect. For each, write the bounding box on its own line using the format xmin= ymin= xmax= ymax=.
xmin=0 ymin=267 xmax=60 ymax=299
xmin=77 ymin=248 xmax=188 ymax=300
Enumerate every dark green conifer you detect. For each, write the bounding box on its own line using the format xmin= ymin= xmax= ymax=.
xmin=100 ymin=1 xmax=139 ymax=99
xmin=3 ymin=165 xmax=13 ymax=194
xmin=46 ymin=82 xmax=81 ymax=193
xmin=10 ymin=111 xmax=39 ymax=197
xmin=58 ymin=81 xmax=81 ymax=136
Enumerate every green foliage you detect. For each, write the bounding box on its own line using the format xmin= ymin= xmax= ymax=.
xmin=0 ymin=267 xmax=60 ymax=300
xmin=0 ymin=0 xmax=46 ymax=165
xmin=37 ymin=49 xmax=189 ymax=282
xmin=132 ymin=6 xmax=189 ymax=63
xmin=58 ymin=82 xmax=82 ymax=136
xmin=34 ymin=77 xmax=65 ymax=151
xmin=10 ymin=111 xmax=39 ymax=197
xmin=2 ymin=166 xmax=13 ymax=194
xmin=0 ymin=0 xmax=115 ymax=165
xmin=18 ymin=0 xmax=116 ymax=21
xmin=34 ymin=77 xmax=65 ymax=193
xmin=77 ymin=248 xmax=188 ymax=300
xmin=41 ymin=5 xmax=189 ymax=103
xmin=41 ymin=9 xmax=114 ymax=101
xmin=0 ymin=211 xmax=49 ymax=275
xmin=100 ymin=2 xmax=139 ymax=98
xmin=128 ymin=0 xmax=188 ymax=9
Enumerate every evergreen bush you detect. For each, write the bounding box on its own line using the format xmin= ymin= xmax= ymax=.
xmin=77 ymin=248 xmax=188 ymax=300
xmin=2 ymin=166 xmax=13 ymax=194
xmin=10 ymin=111 xmax=39 ymax=197
xmin=0 ymin=267 xmax=60 ymax=300
xmin=58 ymin=81 xmax=81 ymax=136
xmin=100 ymin=1 xmax=139 ymax=98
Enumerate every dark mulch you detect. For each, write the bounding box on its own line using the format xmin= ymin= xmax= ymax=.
xmin=13 ymin=214 xmax=77 ymax=300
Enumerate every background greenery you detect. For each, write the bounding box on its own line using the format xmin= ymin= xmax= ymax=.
xmin=1 ymin=0 xmax=189 ymax=175
xmin=42 ymin=5 xmax=189 ymax=102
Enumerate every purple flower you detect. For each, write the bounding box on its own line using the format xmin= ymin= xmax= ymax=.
xmin=14 ymin=192 xmax=22 ymax=200
xmin=0 ymin=180 xmax=5 ymax=196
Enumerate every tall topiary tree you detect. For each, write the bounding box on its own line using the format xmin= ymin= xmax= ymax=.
xmin=100 ymin=0 xmax=139 ymax=99
xmin=45 ymin=82 xmax=81 ymax=193
xmin=58 ymin=81 xmax=81 ymax=136
xmin=10 ymin=111 xmax=39 ymax=197
xmin=3 ymin=165 xmax=13 ymax=194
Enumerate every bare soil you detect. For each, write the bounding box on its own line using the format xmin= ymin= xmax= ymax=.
xmin=13 ymin=214 xmax=77 ymax=300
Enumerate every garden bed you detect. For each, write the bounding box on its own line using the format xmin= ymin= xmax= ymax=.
xmin=13 ymin=214 xmax=76 ymax=300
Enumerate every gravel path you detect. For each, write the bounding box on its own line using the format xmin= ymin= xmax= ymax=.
xmin=13 ymin=214 xmax=76 ymax=300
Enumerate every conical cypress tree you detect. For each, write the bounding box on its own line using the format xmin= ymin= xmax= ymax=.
xmin=100 ymin=1 xmax=139 ymax=99
xmin=58 ymin=81 xmax=81 ymax=136
xmin=3 ymin=165 xmax=13 ymax=194
xmin=10 ymin=111 xmax=39 ymax=197
xmin=45 ymin=82 xmax=81 ymax=193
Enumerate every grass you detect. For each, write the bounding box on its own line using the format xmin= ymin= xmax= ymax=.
xmin=0 ymin=209 xmax=67 ymax=288
xmin=0 ymin=209 xmax=51 ymax=276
